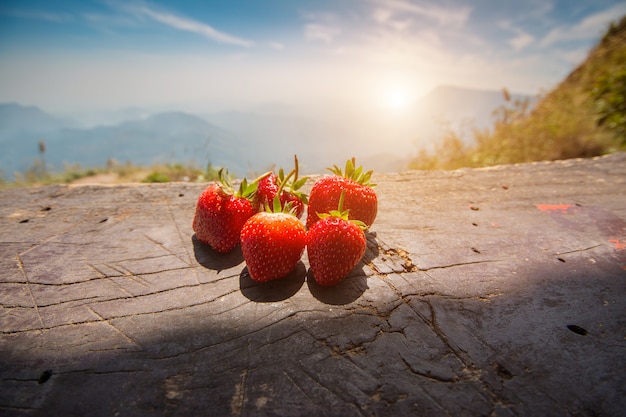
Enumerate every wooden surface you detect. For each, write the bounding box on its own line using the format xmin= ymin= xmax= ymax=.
xmin=1 ymin=154 xmax=625 ymax=416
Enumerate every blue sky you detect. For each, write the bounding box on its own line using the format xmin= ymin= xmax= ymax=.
xmin=1 ymin=0 xmax=625 ymax=114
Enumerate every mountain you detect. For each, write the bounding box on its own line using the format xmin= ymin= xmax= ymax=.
xmin=205 ymin=109 xmax=362 ymax=174
xmin=67 ymin=107 xmax=154 ymax=128
xmin=0 ymin=110 xmax=249 ymax=178
xmin=204 ymin=87 xmax=532 ymax=174
xmin=416 ymin=85 xmax=531 ymax=127
xmin=408 ymin=85 xmax=534 ymax=148
xmin=0 ymin=102 xmax=74 ymax=134
xmin=50 ymin=111 xmax=248 ymax=172
xmin=0 ymin=85 xmax=534 ymax=180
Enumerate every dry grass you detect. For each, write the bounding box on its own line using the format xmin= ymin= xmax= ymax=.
xmin=410 ymin=16 xmax=626 ymax=170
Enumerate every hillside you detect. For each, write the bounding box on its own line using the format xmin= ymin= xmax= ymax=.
xmin=0 ymin=103 xmax=73 ymax=134
xmin=528 ymin=14 xmax=626 ymax=156
xmin=410 ymin=15 xmax=626 ymax=169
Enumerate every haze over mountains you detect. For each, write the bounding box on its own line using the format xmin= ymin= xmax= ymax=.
xmin=0 ymin=85 xmax=531 ymax=179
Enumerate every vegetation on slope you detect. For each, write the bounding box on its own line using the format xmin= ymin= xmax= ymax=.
xmin=0 ymin=158 xmax=221 ymax=189
xmin=410 ymin=15 xmax=626 ymax=170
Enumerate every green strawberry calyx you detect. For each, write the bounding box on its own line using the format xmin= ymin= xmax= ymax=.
xmin=328 ymin=157 xmax=376 ymax=187
xmin=260 ymin=169 xmax=300 ymax=216
xmin=264 ymin=193 xmax=298 ymax=216
xmin=277 ymin=155 xmax=309 ymax=204
xmin=317 ymin=190 xmax=368 ymax=230
xmin=217 ymin=168 xmax=269 ymax=200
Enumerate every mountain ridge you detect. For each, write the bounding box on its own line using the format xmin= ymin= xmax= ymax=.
xmin=0 ymin=85 xmax=532 ymax=179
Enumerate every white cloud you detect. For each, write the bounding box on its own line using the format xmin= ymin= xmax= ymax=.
xmin=112 ymin=1 xmax=253 ymax=47
xmin=370 ymin=0 xmax=471 ymax=27
xmin=372 ymin=8 xmax=392 ymax=24
xmin=301 ymin=10 xmax=342 ymax=43
xmin=541 ymin=3 xmax=626 ymax=46
xmin=372 ymin=8 xmax=413 ymax=32
xmin=300 ymin=11 xmax=338 ymax=23
xmin=510 ymin=32 xmax=535 ymax=51
xmin=268 ymin=42 xmax=285 ymax=50
xmin=304 ymin=23 xmax=341 ymax=43
xmin=498 ymin=20 xmax=535 ymax=51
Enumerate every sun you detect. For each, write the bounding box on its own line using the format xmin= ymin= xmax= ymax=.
xmin=379 ymin=82 xmax=414 ymax=112
xmin=385 ymin=88 xmax=411 ymax=110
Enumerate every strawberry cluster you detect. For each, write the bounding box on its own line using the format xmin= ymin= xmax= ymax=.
xmin=192 ymin=157 xmax=377 ymax=287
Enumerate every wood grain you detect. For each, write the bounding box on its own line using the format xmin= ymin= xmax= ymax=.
xmin=1 ymin=153 xmax=625 ymax=416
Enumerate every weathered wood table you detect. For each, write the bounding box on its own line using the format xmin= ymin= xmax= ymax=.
xmin=1 ymin=154 xmax=625 ymax=416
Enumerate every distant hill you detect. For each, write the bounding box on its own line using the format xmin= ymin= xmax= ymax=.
xmin=205 ymin=109 xmax=363 ymax=174
xmin=0 ymin=86 xmax=536 ymax=179
xmin=0 ymin=110 xmax=249 ymax=178
xmin=415 ymin=85 xmax=531 ymax=131
xmin=204 ymin=87 xmax=531 ymax=173
xmin=0 ymin=102 xmax=73 ymax=134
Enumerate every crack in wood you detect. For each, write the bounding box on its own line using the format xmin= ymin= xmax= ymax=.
xmin=107 ymin=263 xmax=168 ymax=286
xmin=0 ymin=405 xmax=37 ymax=412
xmin=165 ymin=198 xmax=195 ymax=268
xmin=1 ymin=295 xmax=100 ymax=309
xmin=419 ymin=259 xmax=503 ymax=271
xmin=415 ymin=382 xmax=455 ymax=417
xmin=0 ymin=260 xmax=198 ymax=287
xmin=143 ymin=232 xmax=192 ymax=270
xmin=15 ymin=222 xmax=82 ymax=257
xmin=296 ymin=365 xmax=368 ymax=417
xmin=107 ymin=262 xmax=157 ymax=288
xmin=86 ymin=306 xmax=143 ymax=349
xmin=1 ymin=287 xmax=243 ymax=335
xmin=14 ymin=253 xmax=44 ymax=329
xmin=555 ymin=244 xmax=603 ymax=255
xmin=378 ymin=273 xmax=512 ymax=410
xmin=398 ymin=354 xmax=460 ymax=384
xmin=231 ymin=369 xmax=248 ymax=417
xmin=425 ymin=298 xmax=518 ymax=413
xmin=1 ymin=271 xmax=239 ymax=311
xmin=283 ymin=369 xmax=315 ymax=404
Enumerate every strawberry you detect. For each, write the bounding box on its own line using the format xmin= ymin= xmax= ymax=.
xmin=240 ymin=196 xmax=307 ymax=282
xmin=306 ymin=158 xmax=377 ymax=229
xmin=256 ymin=173 xmax=279 ymax=210
xmin=256 ymin=156 xmax=308 ymax=219
xmin=307 ymin=191 xmax=367 ymax=286
xmin=192 ymin=169 xmax=258 ymax=254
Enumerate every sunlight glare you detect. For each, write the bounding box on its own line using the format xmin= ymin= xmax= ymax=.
xmin=379 ymin=79 xmax=416 ymax=113
xmin=386 ymin=88 xmax=411 ymax=110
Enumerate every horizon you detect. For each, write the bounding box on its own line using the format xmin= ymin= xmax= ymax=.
xmin=1 ymin=1 xmax=625 ymax=117
xmin=0 ymin=82 xmax=527 ymax=118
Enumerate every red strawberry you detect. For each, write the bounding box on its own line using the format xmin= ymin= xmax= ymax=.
xmin=256 ymin=156 xmax=308 ymax=219
xmin=192 ymin=170 xmax=258 ymax=254
xmin=306 ymin=158 xmax=377 ymax=229
xmin=307 ymin=191 xmax=367 ymax=286
xmin=256 ymin=173 xmax=279 ymax=209
xmin=240 ymin=196 xmax=307 ymax=282
xmin=280 ymin=190 xmax=306 ymax=219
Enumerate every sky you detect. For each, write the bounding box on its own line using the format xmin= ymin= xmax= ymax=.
xmin=1 ymin=0 xmax=625 ymax=115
